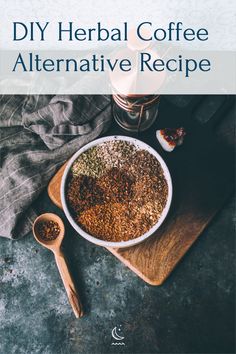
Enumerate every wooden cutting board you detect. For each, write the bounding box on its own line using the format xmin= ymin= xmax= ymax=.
xmin=47 ymin=97 xmax=234 ymax=285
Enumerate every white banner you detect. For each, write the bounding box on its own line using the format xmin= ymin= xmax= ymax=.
xmin=0 ymin=0 xmax=235 ymax=94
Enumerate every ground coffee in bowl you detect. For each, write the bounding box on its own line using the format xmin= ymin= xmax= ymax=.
xmin=64 ymin=137 xmax=170 ymax=245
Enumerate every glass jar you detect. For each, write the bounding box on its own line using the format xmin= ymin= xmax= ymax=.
xmin=113 ymin=95 xmax=160 ymax=132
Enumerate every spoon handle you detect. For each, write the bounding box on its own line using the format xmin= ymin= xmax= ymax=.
xmin=54 ymin=251 xmax=83 ymax=318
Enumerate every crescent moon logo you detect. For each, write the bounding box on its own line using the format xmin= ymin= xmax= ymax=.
xmin=112 ymin=326 xmax=125 ymax=341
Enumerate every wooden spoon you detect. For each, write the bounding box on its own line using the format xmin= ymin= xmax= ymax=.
xmin=33 ymin=213 xmax=83 ymax=318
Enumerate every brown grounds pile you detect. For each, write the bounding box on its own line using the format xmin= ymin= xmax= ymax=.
xmin=66 ymin=141 xmax=168 ymax=242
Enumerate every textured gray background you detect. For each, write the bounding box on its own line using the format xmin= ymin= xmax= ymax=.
xmin=0 ymin=193 xmax=235 ymax=354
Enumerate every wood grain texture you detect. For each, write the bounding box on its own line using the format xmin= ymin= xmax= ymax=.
xmin=33 ymin=212 xmax=84 ymax=317
xmin=47 ymin=97 xmax=234 ymax=285
xmin=54 ymin=251 xmax=84 ymax=318
xmin=48 ymin=164 xmax=67 ymax=208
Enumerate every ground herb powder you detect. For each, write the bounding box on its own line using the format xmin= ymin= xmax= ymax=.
xmin=66 ymin=140 xmax=168 ymax=242
xmin=36 ymin=220 xmax=60 ymax=241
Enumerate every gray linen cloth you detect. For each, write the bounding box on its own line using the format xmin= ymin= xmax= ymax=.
xmin=0 ymin=95 xmax=111 ymax=239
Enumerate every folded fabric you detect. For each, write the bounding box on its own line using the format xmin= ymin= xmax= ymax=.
xmin=0 ymin=95 xmax=111 ymax=239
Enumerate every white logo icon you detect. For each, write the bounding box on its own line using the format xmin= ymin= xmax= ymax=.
xmin=111 ymin=325 xmax=125 ymax=346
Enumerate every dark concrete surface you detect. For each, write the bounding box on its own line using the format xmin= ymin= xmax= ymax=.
xmin=0 ymin=96 xmax=235 ymax=354
xmin=0 ymin=193 xmax=235 ymax=354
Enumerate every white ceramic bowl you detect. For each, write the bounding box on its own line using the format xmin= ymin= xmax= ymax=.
xmin=61 ymin=136 xmax=172 ymax=248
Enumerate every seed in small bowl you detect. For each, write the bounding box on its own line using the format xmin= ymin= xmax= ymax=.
xmin=36 ymin=220 xmax=60 ymax=241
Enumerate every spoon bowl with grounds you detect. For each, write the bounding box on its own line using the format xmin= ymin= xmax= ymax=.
xmin=33 ymin=213 xmax=83 ymax=318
